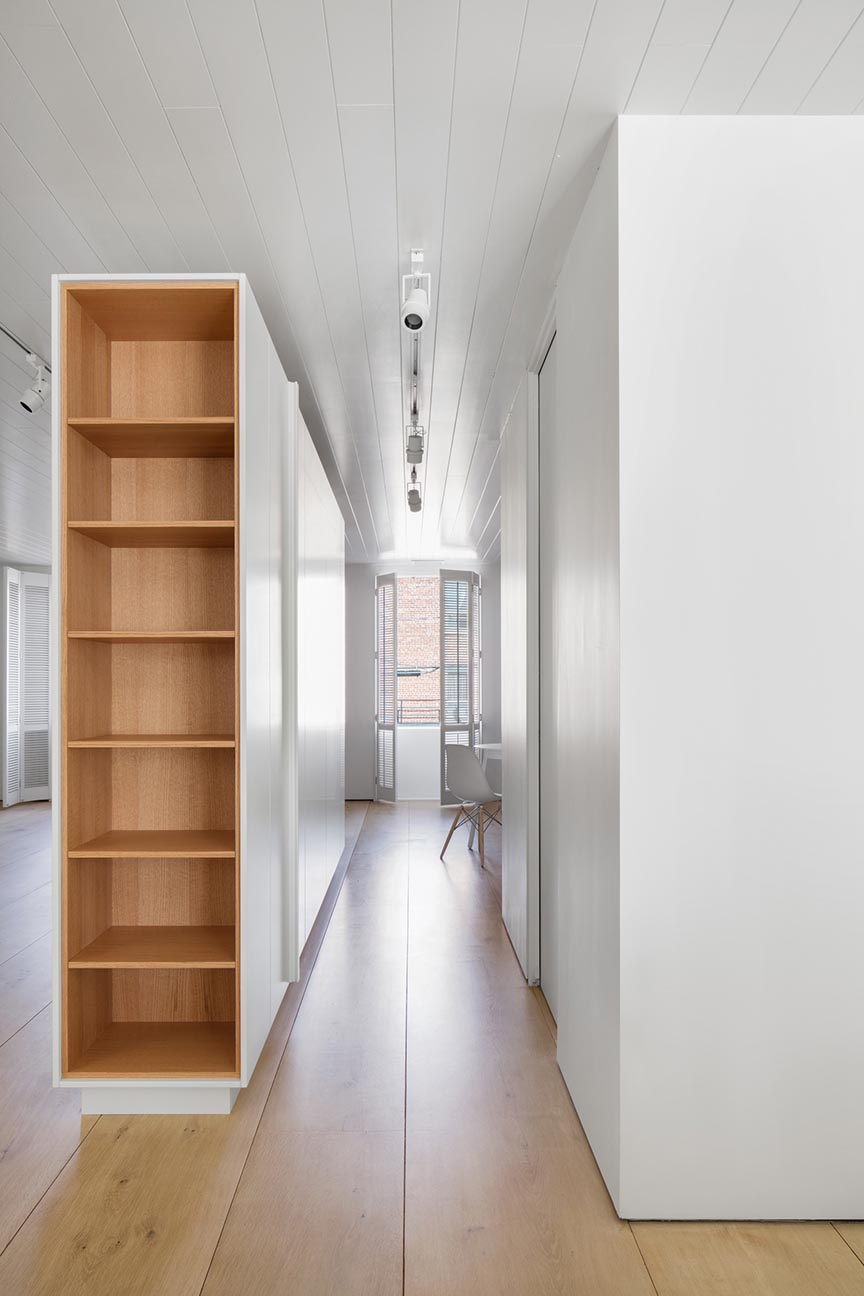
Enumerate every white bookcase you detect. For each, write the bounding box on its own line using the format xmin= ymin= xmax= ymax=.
xmin=51 ymin=274 xmax=345 ymax=1115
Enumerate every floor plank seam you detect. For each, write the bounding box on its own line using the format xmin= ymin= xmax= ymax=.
xmin=0 ymin=881 xmax=52 ymax=913
xmin=0 ymin=1114 xmax=103 ymax=1261
xmin=193 ymin=803 xmax=371 ymax=1296
xmin=0 ymin=999 xmax=53 ymax=1053
xmin=0 ymin=931 xmax=52 ymax=969
xmin=401 ymin=812 xmax=413 ymax=1296
xmin=627 ymin=1222 xmax=662 ymax=1295
xmin=831 ymin=1222 xmax=864 ymax=1268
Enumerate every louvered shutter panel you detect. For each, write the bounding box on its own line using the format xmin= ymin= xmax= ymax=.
xmin=471 ymin=575 xmax=482 ymax=750
xmin=3 ymin=568 xmax=21 ymax=806
xmin=375 ymin=573 xmax=397 ymax=801
xmin=440 ymin=570 xmax=481 ymax=806
xmin=21 ymin=573 xmax=50 ymax=801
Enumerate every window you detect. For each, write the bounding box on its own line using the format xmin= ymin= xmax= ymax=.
xmin=396 ymin=575 xmax=439 ymax=725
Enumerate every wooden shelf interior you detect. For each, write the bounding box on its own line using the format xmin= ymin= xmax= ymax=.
xmin=67 ymin=639 xmax=234 ymax=742
xmin=67 ymin=748 xmax=235 ymax=849
xmin=61 ymin=281 xmax=240 ymax=1081
xmin=67 ymin=430 xmax=235 ymax=523
xmin=64 ymin=283 xmax=235 ymax=421
xmin=66 ymin=972 xmax=237 ymax=1078
xmin=67 ymin=1022 xmax=237 ymax=1080
xmin=66 ymin=531 xmax=234 ymax=632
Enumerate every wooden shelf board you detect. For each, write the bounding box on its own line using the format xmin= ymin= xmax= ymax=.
xmin=67 ymin=417 xmax=235 ymax=458
xmin=68 ymin=630 xmax=235 ymax=643
xmin=68 ymin=734 xmax=235 ymax=749
xmin=69 ymin=829 xmax=236 ymax=858
xmin=68 ymin=521 xmax=235 ymax=548
xmin=66 ymin=1022 xmax=238 ymax=1080
xmin=69 ymin=925 xmax=236 ymax=969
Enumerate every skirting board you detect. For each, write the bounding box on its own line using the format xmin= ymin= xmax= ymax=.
xmin=81 ymin=1086 xmax=240 ymax=1116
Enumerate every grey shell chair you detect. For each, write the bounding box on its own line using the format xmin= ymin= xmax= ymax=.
xmin=440 ymin=745 xmax=502 ymax=869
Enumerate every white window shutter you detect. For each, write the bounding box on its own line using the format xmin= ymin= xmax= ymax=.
xmin=471 ymin=576 xmax=482 ymax=752
xmin=374 ymin=573 xmax=397 ymax=802
xmin=3 ymin=568 xmax=22 ymax=807
xmin=21 ymin=573 xmax=51 ymax=801
xmin=3 ymin=569 xmax=50 ymax=806
xmin=440 ymin=570 xmax=481 ymax=806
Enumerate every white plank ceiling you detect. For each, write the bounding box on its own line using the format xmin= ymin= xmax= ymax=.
xmin=1 ymin=0 xmax=863 ymax=566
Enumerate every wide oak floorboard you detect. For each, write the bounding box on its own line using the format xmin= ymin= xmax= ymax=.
xmin=2 ymin=800 xmax=864 ymax=1295
xmin=633 ymin=1221 xmax=864 ymax=1295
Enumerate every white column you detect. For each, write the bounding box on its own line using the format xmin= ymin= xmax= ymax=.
xmin=551 ymin=116 xmax=864 ymax=1219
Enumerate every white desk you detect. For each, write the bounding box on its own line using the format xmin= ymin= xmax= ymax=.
xmin=474 ymin=741 xmax=502 ymax=768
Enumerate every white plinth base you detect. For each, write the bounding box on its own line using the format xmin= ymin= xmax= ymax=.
xmin=80 ymin=1086 xmax=240 ymax=1115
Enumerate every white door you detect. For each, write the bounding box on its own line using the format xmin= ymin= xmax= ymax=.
xmin=539 ymin=336 xmax=560 ymax=1022
xmin=3 ymin=568 xmax=51 ymax=806
xmin=375 ymin=573 xmax=397 ymax=802
xmin=440 ymin=569 xmax=481 ymax=807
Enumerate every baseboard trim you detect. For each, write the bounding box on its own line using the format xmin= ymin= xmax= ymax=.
xmin=81 ymin=1085 xmax=239 ymax=1115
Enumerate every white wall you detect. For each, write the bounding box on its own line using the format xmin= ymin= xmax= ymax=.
xmin=397 ymin=725 xmax=439 ymax=799
xmin=297 ymin=416 xmax=345 ymax=949
xmin=618 ymin=116 xmax=864 ymax=1219
xmin=500 ymin=381 xmax=539 ymax=981
xmin=553 ymin=131 xmax=622 ymax=1204
xmin=538 ymin=117 xmax=864 ymax=1219
xmin=345 ymin=563 xmax=375 ymax=799
xmin=239 ymin=285 xmax=287 ymax=1076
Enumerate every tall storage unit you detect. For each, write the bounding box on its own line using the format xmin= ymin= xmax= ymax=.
xmin=51 ymin=274 xmax=344 ymax=1115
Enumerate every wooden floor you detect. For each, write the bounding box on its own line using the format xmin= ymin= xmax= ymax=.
xmin=1 ymin=799 xmax=863 ymax=1294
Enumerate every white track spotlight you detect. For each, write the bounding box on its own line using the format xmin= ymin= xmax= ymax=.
xmin=401 ymin=284 xmax=429 ymax=333
xmin=406 ymin=425 xmax=424 ymax=465
xmin=401 ymin=253 xmax=432 ymax=335
xmin=20 ymin=354 xmax=50 ymax=413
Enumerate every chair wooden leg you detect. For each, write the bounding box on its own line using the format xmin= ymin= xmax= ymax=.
xmin=440 ymin=808 xmax=463 ymax=860
xmin=478 ymin=805 xmax=485 ymax=869
xmin=483 ymin=800 xmax=502 ymax=826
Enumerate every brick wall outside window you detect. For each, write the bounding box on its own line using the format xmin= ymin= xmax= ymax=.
xmin=397 ymin=576 xmax=439 ymax=724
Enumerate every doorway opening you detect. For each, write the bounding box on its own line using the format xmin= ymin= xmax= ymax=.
xmin=374 ymin=568 xmax=490 ymax=807
xmin=396 ymin=574 xmax=440 ymax=799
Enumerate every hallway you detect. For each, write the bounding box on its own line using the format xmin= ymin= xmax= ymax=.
xmin=2 ymin=800 xmax=864 ymax=1294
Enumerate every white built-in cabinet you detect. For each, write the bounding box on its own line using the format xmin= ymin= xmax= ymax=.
xmin=51 ymin=274 xmax=344 ymax=1115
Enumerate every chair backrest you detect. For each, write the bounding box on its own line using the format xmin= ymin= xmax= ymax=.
xmin=445 ymin=745 xmax=497 ymax=805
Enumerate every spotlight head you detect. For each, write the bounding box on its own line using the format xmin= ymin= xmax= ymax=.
xmin=20 ymin=364 xmax=49 ymax=414
xmin=406 ymin=428 xmax=424 ymax=464
xmin=401 ymin=285 xmax=429 ymax=333
xmin=407 ymin=465 xmax=422 ymax=512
